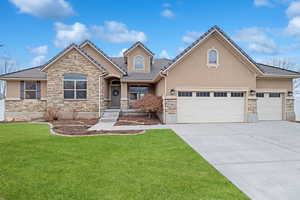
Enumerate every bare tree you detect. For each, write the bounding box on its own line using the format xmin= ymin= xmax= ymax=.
xmin=266 ymin=58 xmax=300 ymax=94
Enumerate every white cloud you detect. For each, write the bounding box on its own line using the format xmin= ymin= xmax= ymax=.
xmin=161 ymin=9 xmax=175 ymax=19
xmin=286 ymin=1 xmax=300 ymax=18
xmin=182 ymin=31 xmax=203 ymax=44
xmin=235 ymin=27 xmax=279 ymax=55
xmin=254 ymin=0 xmax=272 ymax=7
xmin=160 ymin=50 xmax=170 ymax=58
xmin=92 ymin=21 xmax=147 ymax=43
xmin=54 ymin=22 xmax=90 ymax=48
xmin=286 ymin=17 xmax=300 ymax=38
xmin=31 ymin=55 xmax=46 ymax=66
xmin=9 ymin=0 xmax=75 ymax=19
xmin=118 ymin=48 xmax=127 ymax=57
xmin=27 ymin=45 xmax=48 ymax=55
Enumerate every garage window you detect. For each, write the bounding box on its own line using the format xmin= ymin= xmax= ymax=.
xmin=231 ymin=92 xmax=244 ymax=97
xmin=256 ymin=93 xmax=264 ymax=98
xmin=269 ymin=93 xmax=281 ymax=98
xmin=196 ymin=92 xmax=210 ymax=97
xmin=214 ymin=92 xmax=227 ymax=97
xmin=178 ymin=91 xmax=193 ymax=97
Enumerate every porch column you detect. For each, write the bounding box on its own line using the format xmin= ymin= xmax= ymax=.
xmin=120 ymin=82 xmax=128 ymax=110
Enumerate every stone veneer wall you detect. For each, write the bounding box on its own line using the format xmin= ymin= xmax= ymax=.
xmin=246 ymin=97 xmax=258 ymax=122
xmin=5 ymin=100 xmax=47 ymax=121
xmin=286 ymin=98 xmax=295 ymax=121
xmin=45 ymin=49 xmax=104 ymax=119
xmin=164 ymin=97 xmax=177 ymax=124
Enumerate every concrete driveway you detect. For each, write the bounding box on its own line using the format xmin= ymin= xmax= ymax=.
xmin=171 ymin=121 xmax=300 ymax=200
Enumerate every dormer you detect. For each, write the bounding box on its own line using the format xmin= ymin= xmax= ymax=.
xmin=123 ymin=42 xmax=154 ymax=73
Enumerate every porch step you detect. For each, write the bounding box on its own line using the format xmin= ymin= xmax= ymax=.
xmin=101 ymin=109 xmax=120 ymax=122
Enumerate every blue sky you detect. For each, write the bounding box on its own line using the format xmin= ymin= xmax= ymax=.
xmin=1 ymin=0 xmax=300 ymax=71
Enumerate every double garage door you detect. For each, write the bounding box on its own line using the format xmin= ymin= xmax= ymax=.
xmin=177 ymin=91 xmax=283 ymax=123
xmin=177 ymin=91 xmax=245 ymax=123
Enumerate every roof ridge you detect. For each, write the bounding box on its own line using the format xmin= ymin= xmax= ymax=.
xmin=79 ymin=40 xmax=126 ymax=74
xmin=257 ymin=63 xmax=300 ymax=74
xmin=161 ymin=25 xmax=261 ymax=73
xmin=123 ymin=41 xmax=154 ymax=56
xmin=0 ymin=65 xmax=42 ymax=78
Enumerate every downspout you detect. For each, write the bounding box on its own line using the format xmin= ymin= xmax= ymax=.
xmin=160 ymin=71 xmax=168 ymax=124
xmin=99 ymin=73 xmax=108 ymax=118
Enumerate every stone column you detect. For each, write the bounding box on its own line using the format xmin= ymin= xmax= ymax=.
xmin=120 ymin=82 xmax=128 ymax=110
xmin=164 ymin=96 xmax=177 ymax=124
xmin=285 ymin=96 xmax=295 ymax=121
xmin=246 ymin=92 xmax=258 ymax=122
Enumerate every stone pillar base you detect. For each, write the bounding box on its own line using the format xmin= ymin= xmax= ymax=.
xmin=121 ymin=99 xmax=129 ymax=110
xmin=286 ymin=112 xmax=296 ymax=121
xmin=164 ymin=97 xmax=177 ymax=124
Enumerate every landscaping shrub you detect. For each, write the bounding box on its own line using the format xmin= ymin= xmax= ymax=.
xmin=44 ymin=107 xmax=60 ymax=121
xmin=132 ymin=94 xmax=163 ymax=119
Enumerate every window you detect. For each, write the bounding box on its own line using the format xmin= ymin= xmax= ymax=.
xmin=269 ymin=93 xmax=281 ymax=98
xmin=129 ymin=86 xmax=149 ymax=100
xmin=24 ymin=81 xmax=37 ymax=99
xmin=134 ymin=56 xmax=145 ymax=70
xmin=208 ymin=49 xmax=218 ymax=66
xmin=231 ymin=92 xmax=244 ymax=97
xmin=178 ymin=91 xmax=193 ymax=97
xmin=256 ymin=93 xmax=264 ymax=98
xmin=214 ymin=92 xmax=227 ymax=97
xmin=196 ymin=92 xmax=210 ymax=97
xmin=64 ymin=74 xmax=87 ymax=99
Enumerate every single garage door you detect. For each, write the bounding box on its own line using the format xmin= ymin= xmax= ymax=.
xmin=177 ymin=91 xmax=245 ymax=123
xmin=257 ymin=92 xmax=283 ymax=120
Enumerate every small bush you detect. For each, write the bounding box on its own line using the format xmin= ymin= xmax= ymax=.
xmin=132 ymin=94 xmax=163 ymax=118
xmin=44 ymin=107 xmax=60 ymax=122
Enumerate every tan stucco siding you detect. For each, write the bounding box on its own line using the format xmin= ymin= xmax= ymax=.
xmin=82 ymin=45 xmax=123 ymax=76
xmin=155 ymin=78 xmax=165 ymax=96
xmin=166 ymin=34 xmax=256 ymax=93
xmin=127 ymin=46 xmax=151 ymax=73
xmin=6 ymin=81 xmax=19 ymax=98
xmin=6 ymin=80 xmax=47 ymax=99
xmin=257 ymin=78 xmax=293 ymax=91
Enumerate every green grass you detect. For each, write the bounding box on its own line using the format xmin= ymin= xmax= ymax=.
xmin=0 ymin=123 xmax=249 ymax=200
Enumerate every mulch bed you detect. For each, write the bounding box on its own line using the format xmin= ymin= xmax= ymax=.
xmin=53 ymin=126 xmax=143 ymax=135
xmin=114 ymin=115 xmax=161 ymax=126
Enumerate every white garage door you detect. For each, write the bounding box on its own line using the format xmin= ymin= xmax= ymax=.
xmin=177 ymin=91 xmax=245 ymax=123
xmin=257 ymin=92 xmax=282 ymax=120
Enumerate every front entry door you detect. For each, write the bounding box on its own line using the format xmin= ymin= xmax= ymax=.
xmin=111 ymin=86 xmax=121 ymax=108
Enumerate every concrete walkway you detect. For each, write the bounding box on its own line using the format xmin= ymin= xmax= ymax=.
xmin=89 ymin=122 xmax=169 ymax=130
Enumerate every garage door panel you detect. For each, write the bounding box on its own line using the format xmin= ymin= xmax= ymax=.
xmin=177 ymin=96 xmax=245 ymax=123
xmin=257 ymin=95 xmax=282 ymax=121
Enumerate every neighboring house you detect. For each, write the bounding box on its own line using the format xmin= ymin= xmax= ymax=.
xmin=1 ymin=26 xmax=300 ymax=123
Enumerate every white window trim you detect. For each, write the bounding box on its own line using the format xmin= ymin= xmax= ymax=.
xmin=24 ymin=81 xmax=37 ymax=99
xmin=63 ymin=78 xmax=87 ymax=100
xmin=207 ymin=48 xmax=219 ymax=67
xmin=133 ymin=55 xmax=145 ymax=70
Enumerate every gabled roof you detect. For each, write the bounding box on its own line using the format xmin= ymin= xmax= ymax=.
xmin=41 ymin=44 xmax=107 ymax=72
xmin=161 ymin=25 xmax=264 ymax=75
xmin=0 ymin=66 xmax=46 ymax=80
xmin=123 ymin=41 xmax=154 ymax=57
xmin=256 ymin=63 xmax=300 ymax=77
xmin=79 ymin=40 xmax=127 ymax=74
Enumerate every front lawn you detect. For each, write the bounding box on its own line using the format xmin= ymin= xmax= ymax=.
xmin=0 ymin=123 xmax=249 ymax=200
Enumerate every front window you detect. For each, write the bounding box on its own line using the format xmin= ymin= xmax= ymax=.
xmin=64 ymin=74 xmax=87 ymax=99
xmin=134 ymin=56 xmax=145 ymax=70
xmin=208 ymin=49 xmax=218 ymax=66
xmin=129 ymin=86 xmax=149 ymax=100
xmin=25 ymin=81 xmax=37 ymax=99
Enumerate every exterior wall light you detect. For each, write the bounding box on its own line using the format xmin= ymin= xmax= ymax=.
xmin=288 ymin=91 xmax=293 ymax=96
xmin=250 ymin=90 xmax=256 ymax=95
xmin=170 ymin=89 xmax=176 ymax=96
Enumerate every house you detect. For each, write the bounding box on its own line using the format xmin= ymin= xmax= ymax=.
xmin=1 ymin=26 xmax=300 ymax=123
